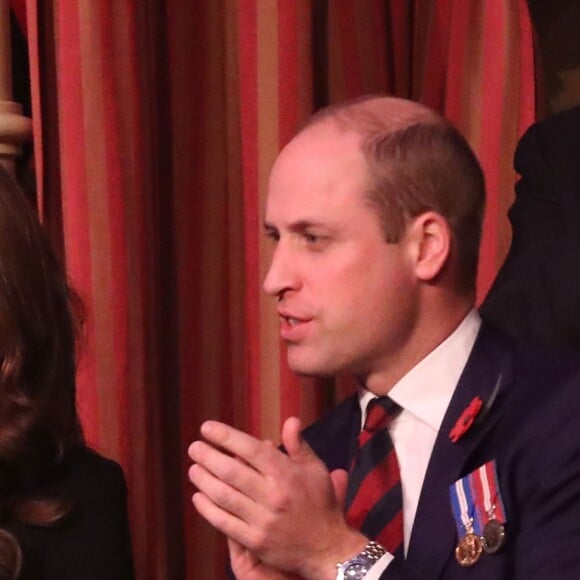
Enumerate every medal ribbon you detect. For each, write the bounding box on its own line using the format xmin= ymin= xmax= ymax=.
xmin=449 ymin=475 xmax=483 ymax=538
xmin=471 ymin=460 xmax=506 ymax=525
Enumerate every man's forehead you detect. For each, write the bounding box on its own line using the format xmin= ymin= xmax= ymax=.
xmin=265 ymin=153 xmax=371 ymax=231
xmin=285 ymin=118 xmax=361 ymax=155
xmin=270 ymin=122 xmax=363 ymax=189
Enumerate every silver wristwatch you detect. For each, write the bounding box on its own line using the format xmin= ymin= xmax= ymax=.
xmin=336 ymin=541 xmax=387 ymax=580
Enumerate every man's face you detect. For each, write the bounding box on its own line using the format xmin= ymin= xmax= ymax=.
xmin=263 ymin=122 xmax=420 ymax=380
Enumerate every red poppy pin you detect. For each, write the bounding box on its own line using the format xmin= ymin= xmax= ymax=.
xmin=449 ymin=397 xmax=483 ymax=443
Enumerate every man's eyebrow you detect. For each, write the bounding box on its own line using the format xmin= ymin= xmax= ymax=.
xmin=263 ymin=220 xmax=327 ymax=233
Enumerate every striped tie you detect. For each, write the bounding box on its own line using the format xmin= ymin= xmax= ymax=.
xmin=345 ymin=397 xmax=404 ymax=557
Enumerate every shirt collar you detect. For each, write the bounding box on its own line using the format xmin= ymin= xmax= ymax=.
xmin=358 ymin=309 xmax=481 ymax=431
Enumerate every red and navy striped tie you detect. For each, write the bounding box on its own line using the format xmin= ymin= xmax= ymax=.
xmin=345 ymin=397 xmax=404 ymax=557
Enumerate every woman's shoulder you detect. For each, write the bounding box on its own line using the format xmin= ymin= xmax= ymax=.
xmin=37 ymin=445 xmax=128 ymax=500
xmin=61 ymin=445 xmax=126 ymax=482
xmin=17 ymin=446 xmax=134 ymax=579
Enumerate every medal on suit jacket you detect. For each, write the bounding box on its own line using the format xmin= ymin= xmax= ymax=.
xmin=471 ymin=461 xmax=507 ymax=554
xmin=450 ymin=475 xmax=483 ymax=566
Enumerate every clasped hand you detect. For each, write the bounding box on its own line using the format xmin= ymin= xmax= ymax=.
xmin=188 ymin=417 xmax=367 ymax=579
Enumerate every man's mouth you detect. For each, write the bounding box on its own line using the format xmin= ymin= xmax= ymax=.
xmin=278 ymin=312 xmax=312 ymax=340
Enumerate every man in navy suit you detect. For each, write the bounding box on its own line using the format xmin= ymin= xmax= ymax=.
xmin=188 ymin=96 xmax=580 ymax=579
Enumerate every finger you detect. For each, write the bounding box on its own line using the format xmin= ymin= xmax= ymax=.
xmin=281 ymin=417 xmax=317 ymax=463
xmin=189 ymin=462 xmax=252 ymax=519
xmin=229 ymin=539 xmax=295 ymax=580
xmin=192 ymin=491 xmax=253 ymax=546
xmin=198 ymin=421 xmax=288 ymax=474
xmin=227 ymin=537 xmax=260 ymax=575
xmin=189 ymin=440 xmax=265 ymax=498
xmin=330 ymin=469 xmax=349 ymax=508
xmin=227 ymin=537 xmax=247 ymax=561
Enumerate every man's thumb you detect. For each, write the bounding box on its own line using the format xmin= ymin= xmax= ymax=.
xmin=330 ymin=469 xmax=349 ymax=508
xmin=281 ymin=416 xmax=313 ymax=459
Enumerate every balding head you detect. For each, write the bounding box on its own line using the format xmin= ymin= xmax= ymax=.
xmin=303 ymin=95 xmax=441 ymax=135
xmin=298 ymin=95 xmax=485 ymax=295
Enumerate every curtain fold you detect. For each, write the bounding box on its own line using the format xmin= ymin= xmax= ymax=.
xmin=19 ymin=1 xmax=536 ymax=578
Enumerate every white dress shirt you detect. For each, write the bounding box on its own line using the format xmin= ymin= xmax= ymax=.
xmin=358 ymin=310 xmax=481 ymax=578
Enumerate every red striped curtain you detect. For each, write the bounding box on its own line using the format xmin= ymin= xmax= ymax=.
xmin=17 ymin=1 xmax=535 ymax=578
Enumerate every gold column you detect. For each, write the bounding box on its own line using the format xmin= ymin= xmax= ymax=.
xmin=0 ymin=0 xmax=32 ymax=174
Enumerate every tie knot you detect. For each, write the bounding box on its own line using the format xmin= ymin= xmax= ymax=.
xmin=364 ymin=397 xmax=401 ymax=432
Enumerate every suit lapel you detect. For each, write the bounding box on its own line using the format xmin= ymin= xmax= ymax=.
xmin=303 ymin=394 xmax=360 ymax=472
xmin=405 ymin=325 xmax=514 ymax=577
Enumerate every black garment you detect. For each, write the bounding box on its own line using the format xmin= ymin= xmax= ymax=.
xmin=480 ymin=105 xmax=580 ymax=348
xmin=12 ymin=446 xmax=134 ymax=580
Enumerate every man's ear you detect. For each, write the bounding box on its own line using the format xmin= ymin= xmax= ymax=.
xmin=407 ymin=212 xmax=451 ymax=282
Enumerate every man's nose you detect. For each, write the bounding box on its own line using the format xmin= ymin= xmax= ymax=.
xmin=262 ymin=243 xmax=299 ymax=299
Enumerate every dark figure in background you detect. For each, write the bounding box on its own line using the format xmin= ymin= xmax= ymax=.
xmin=480 ymin=105 xmax=580 ymax=348
xmin=0 ymin=166 xmax=134 ymax=580
xmin=481 ymin=0 xmax=580 ymax=348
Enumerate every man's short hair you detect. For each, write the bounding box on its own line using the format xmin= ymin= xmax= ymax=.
xmin=305 ymin=97 xmax=486 ymax=295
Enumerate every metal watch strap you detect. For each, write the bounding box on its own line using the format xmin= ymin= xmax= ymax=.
xmin=359 ymin=541 xmax=387 ymax=561
xmin=335 ymin=541 xmax=387 ymax=579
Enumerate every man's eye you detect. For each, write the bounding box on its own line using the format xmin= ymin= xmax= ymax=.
xmin=303 ymin=233 xmax=329 ymax=249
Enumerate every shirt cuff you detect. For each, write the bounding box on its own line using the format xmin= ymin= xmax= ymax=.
xmin=364 ymin=552 xmax=394 ymax=579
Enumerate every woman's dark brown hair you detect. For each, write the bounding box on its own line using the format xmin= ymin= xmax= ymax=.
xmin=0 ymin=165 xmax=83 ymax=578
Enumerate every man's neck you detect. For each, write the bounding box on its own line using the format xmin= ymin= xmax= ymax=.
xmin=359 ymin=302 xmax=475 ymax=396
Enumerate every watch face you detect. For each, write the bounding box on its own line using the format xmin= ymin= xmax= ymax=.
xmin=338 ymin=559 xmax=370 ymax=580
xmin=345 ymin=563 xmax=368 ymax=576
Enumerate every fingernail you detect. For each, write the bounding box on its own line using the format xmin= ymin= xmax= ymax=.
xmin=200 ymin=421 xmax=214 ymax=436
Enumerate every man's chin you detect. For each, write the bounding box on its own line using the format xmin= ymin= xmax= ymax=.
xmin=286 ymin=356 xmax=337 ymax=378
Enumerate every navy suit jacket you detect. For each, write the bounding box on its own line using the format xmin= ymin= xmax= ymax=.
xmin=302 ymin=324 xmax=580 ymax=579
